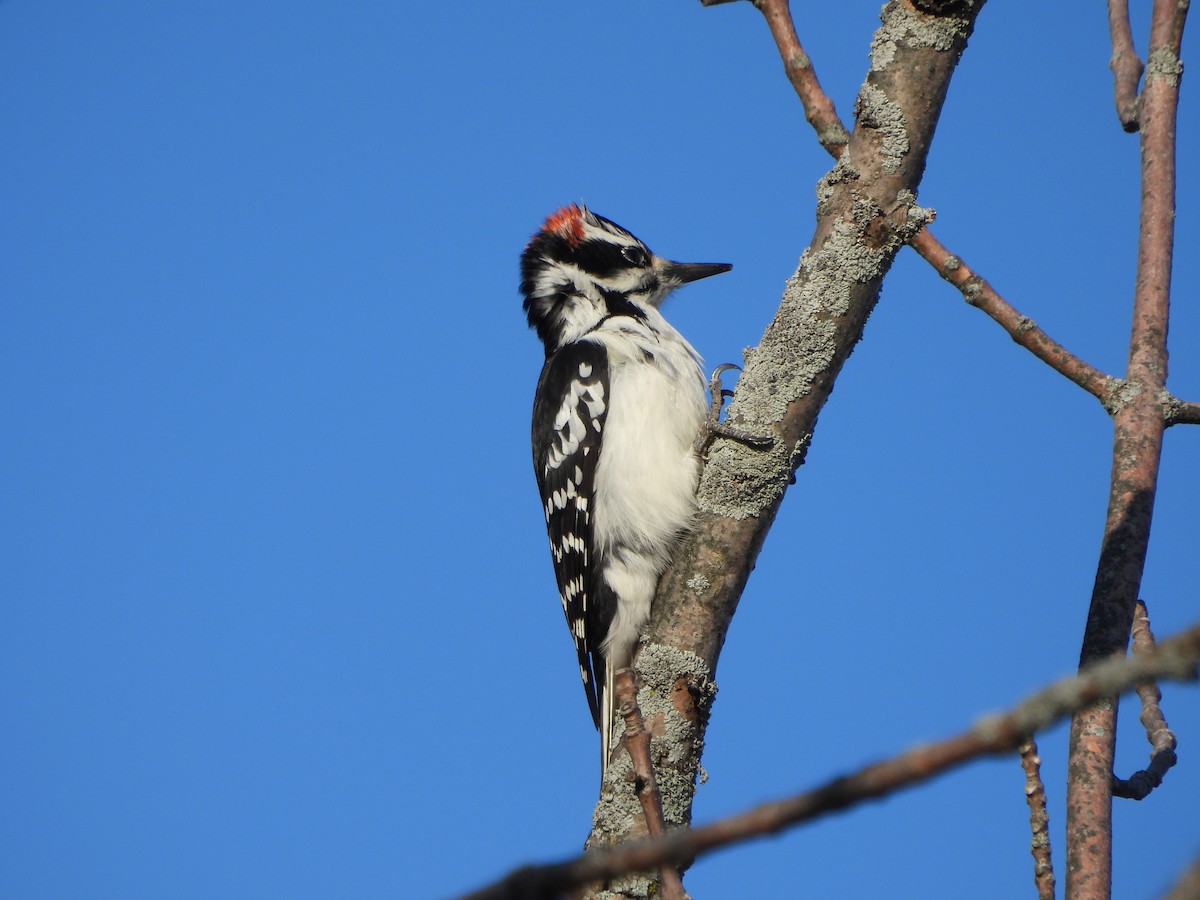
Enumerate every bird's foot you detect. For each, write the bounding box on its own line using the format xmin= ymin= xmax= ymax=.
xmin=694 ymin=364 xmax=776 ymax=457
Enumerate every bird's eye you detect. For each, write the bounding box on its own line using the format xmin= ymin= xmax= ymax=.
xmin=621 ymin=246 xmax=649 ymax=267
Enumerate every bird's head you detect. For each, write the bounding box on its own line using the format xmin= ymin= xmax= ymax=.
xmin=520 ymin=204 xmax=730 ymax=353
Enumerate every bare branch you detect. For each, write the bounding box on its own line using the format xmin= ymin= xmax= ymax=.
xmin=1107 ymin=0 xmax=1144 ymax=130
xmin=1111 ymin=601 xmax=1178 ymax=800
xmin=749 ymin=0 xmax=1117 ymax=408
xmin=457 ymin=619 xmax=1200 ymax=900
xmin=755 ymin=0 xmax=849 ymax=155
xmin=1164 ymin=394 xmax=1200 ymax=426
xmin=1019 ymin=738 xmax=1056 ymax=900
xmin=1066 ymin=2 xmax=1189 ymax=894
xmin=909 ymin=228 xmax=1115 ymax=402
xmin=586 ymin=1 xmax=988 ymax=873
xmin=612 ymin=669 xmax=687 ymax=900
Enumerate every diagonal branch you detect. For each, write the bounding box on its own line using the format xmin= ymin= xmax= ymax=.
xmin=754 ymin=0 xmax=850 ymax=155
xmin=909 ymin=228 xmax=1116 ymax=403
xmin=583 ymin=3 xmax=987 ymax=885
xmin=458 ymin=618 xmax=1200 ymax=900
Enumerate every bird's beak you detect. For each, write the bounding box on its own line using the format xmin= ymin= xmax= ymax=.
xmin=663 ymin=261 xmax=733 ymax=284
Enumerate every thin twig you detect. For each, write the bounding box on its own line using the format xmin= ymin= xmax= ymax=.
xmin=1111 ymin=601 xmax=1178 ymax=799
xmin=613 ymin=669 xmax=688 ymax=900
xmin=1107 ymin=0 xmax=1144 ymax=131
xmin=754 ymin=0 xmax=849 ymax=155
xmin=1019 ymin=738 xmax=1056 ymax=900
xmin=458 ymin=619 xmax=1200 ymax=900
xmin=909 ymin=229 xmax=1115 ymax=403
xmin=1164 ymin=395 xmax=1200 ymax=426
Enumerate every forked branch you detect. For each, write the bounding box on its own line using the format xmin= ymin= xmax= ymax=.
xmin=752 ymin=0 xmax=1119 ymax=404
xmin=1066 ymin=1 xmax=1188 ymax=893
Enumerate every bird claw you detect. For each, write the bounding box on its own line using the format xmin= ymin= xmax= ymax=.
xmin=705 ymin=364 xmax=740 ymax=422
xmin=694 ymin=364 xmax=776 ymax=457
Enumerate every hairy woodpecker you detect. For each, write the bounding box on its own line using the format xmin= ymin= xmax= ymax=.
xmin=520 ymin=204 xmax=730 ymax=772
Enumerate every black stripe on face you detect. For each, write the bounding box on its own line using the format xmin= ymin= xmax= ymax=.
xmin=572 ymin=239 xmax=638 ymax=279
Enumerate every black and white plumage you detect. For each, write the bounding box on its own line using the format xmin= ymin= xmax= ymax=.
xmin=520 ymin=204 xmax=730 ymax=772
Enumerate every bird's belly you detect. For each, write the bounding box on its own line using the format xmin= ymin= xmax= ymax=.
xmin=592 ymin=359 xmax=705 ymax=559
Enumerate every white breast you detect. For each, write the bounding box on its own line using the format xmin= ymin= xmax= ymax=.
xmin=589 ymin=312 xmax=707 ymax=564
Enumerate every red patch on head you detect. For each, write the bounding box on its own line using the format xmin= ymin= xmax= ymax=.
xmin=541 ymin=204 xmax=587 ymax=246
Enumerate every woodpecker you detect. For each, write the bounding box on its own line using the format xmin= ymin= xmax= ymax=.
xmin=520 ymin=204 xmax=730 ymax=772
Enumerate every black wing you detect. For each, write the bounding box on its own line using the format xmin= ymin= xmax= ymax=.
xmin=531 ymin=339 xmax=609 ymax=728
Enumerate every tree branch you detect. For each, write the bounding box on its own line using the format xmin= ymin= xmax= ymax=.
xmin=1110 ymin=601 xmax=1178 ymax=800
xmin=1019 ymin=738 xmax=1056 ymax=900
xmin=611 ymin=669 xmax=687 ymax=900
xmin=583 ymin=5 xmax=987 ymax=887
xmin=457 ymin=618 xmax=1200 ymax=900
xmin=754 ymin=0 xmax=850 ymax=155
xmin=1107 ymin=0 xmax=1144 ymax=131
xmin=1163 ymin=394 xmax=1200 ymax=426
xmin=752 ymin=0 xmax=1119 ymax=404
xmin=909 ymin=228 xmax=1116 ymax=403
xmin=1065 ymin=1 xmax=1188 ymax=895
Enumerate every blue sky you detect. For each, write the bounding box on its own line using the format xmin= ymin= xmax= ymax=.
xmin=2 ymin=3 xmax=1197 ymax=898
